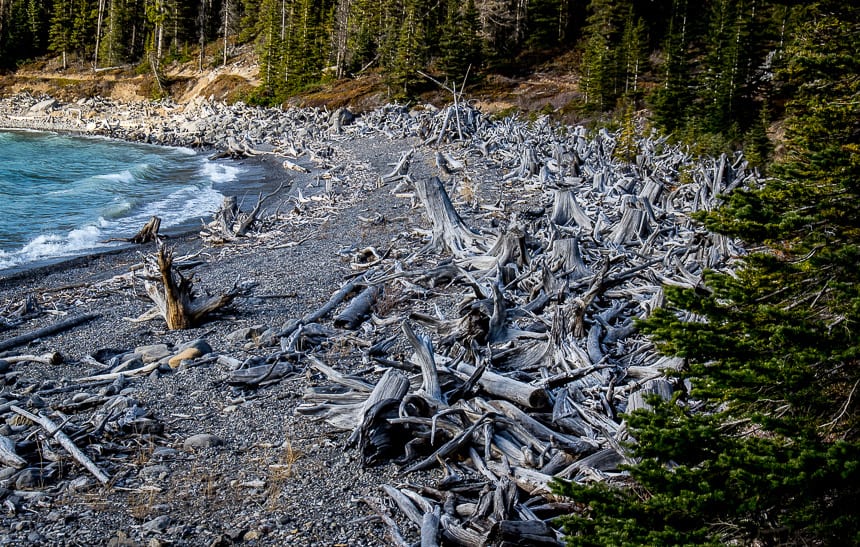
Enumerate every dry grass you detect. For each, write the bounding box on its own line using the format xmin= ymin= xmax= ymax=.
xmin=264 ymin=434 xmax=303 ymax=510
xmin=128 ymin=485 xmax=160 ymax=519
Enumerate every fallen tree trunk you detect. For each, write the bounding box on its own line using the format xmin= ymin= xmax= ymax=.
xmin=454 ymin=362 xmax=549 ymax=410
xmin=11 ymin=405 xmax=110 ymax=484
xmin=333 ymin=285 xmax=379 ymax=330
xmin=0 ymin=313 xmax=100 ymax=353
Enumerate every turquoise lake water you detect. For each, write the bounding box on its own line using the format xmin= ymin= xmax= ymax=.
xmin=0 ymin=130 xmax=245 ymax=271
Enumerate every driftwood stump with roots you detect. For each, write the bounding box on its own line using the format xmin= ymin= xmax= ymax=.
xmin=142 ymin=245 xmax=237 ymax=329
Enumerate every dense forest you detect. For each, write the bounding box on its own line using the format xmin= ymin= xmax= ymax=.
xmin=2 ymin=0 xmax=858 ymax=545
xmin=0 ymin=0 xmax=809 ymax=150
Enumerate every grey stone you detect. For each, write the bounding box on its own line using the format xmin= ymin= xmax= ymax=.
xmin=15 ymin=468 xmax=48 ymax=489
xmin=226 ymin=325 xmax=265 ymax=343
xmin=177 ymin=338 xmax=212 ymax=355
xmin=29 ymin=98 xmax=56 ymax=112
xmin=134 ymin=344 xmax=171 ymax=364
xmin=139 ymin=465 xmax=170 ymax=481
xmin=151 ymin=447 xmax=180 ymax=460
xmin=182 ymin=433 xmax=225 ymax=450
xmin=141 ymin=515 xmax=171 ymax=534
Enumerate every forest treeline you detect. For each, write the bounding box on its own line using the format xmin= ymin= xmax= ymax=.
xmin=0 ymin=0 xmax=813 ymax=150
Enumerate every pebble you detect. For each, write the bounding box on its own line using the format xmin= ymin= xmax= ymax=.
xmin=15 ymin=468 xmax=48 ymax=489
xmin=168 ymin=347 xmax=202 ymax=368
xmin=151 ymin=447 xmax=180 ymax=460
xmin=226 ymin=326 xmax=264 ymax=343
xmin=139 ymin=465 xmax=170 ymax=481
xmin=177 ymin=338 xmax=213 ymax=355
xmin=182 ymin=433 xmax=226 ymax=450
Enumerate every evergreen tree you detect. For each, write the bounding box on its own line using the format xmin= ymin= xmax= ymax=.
xmin=98 ymin=0 xmax=133 ymax=65
xmin=578 ymin=0 xmax=625 ymax=110
xmin=252 ymin=0 xmax=285 ymax=98
xmin=649 ymin=0 xmax=692 ymax=133
xmin=553 ymin=3 xmax=860 ymax=544
xmin=438 ymin=0 xmax=481 ymax=84
xmin=386 ymin=0 xmax=428 ymax=98
xmin=618 ymin=6 xmax=646 ymax=99
xmin=0 ymin=0 xmax=48 ymax=66
xmin=526 ymin=0 xmax=565 ymax=50
xmin=49 ymin=0 xmax=77 ymax=68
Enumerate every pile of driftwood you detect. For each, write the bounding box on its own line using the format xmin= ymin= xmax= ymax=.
xmin=284 ymin=118 xmax=751 ymax=545
xmin=0 ymin=351 xmax=168 ymax=494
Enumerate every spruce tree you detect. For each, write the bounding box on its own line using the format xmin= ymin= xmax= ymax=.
xmin=553 ymin=3 xmax=860 ymax=545
xmin=386 ymin=0 xmax=427 ymax=99
xmin=438 ymin=0 xmax=481 ymax=85
xmin=649 ymin=0 xmax=692 ymax=133
xmin=49 ymin=0 xmax=76 ymax=68
xmin=578 ymin=0 xmax=625 ymax=110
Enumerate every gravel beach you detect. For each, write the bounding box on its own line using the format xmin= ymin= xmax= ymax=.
xmin=0 ymin=108 xmax=455 ymax=546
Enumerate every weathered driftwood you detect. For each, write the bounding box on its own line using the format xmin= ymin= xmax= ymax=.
xmin=349 ymin=370 xmax=413 ymax=466
xmin=141 ymin=245 xmax=237 ymax=330
xmin=2 ymin=351 xmax=63 ymax=365
xmin=204 ymin=182 xmax=285 ymax=242
xmin=413 ymin=176 xmax=491 ymax=257
xmin=358 ymin=496 xmax=411 ymax=547
xmin=403 ymin=321 xmax=445 ymax=405
xmin=333 ymin=285 xmax=379 ymax=330
xmin=11 ymin=405 xmax=110 ymax=484
xmin=226 ymin=362 xmax=296 ymax=387
xmin=0 ymin=434 xmax=26 ymax=468
xmin=138 ymin=99 xmax=756 ymax=545
xmin=626 ymin=378 xmax=674 ymax=413
xmin=550 ymin=190 xmax=592 ymax=231
xmin=0 ymin=313 xmax=100 ymax=353
xmin=283 ymin=158 xmax=309 ymax=173
xmin=278 ymin=277 xmax=362 ymax=340
xmin=454 ymin=362 xmax=548 ymax=410
xmin=104 ymin=215 xmax=162 ymax=244
xmin=382 ymin=149 xmax=414 ymax=183
xmin=76 ymin=360 xmax=161 ymax=382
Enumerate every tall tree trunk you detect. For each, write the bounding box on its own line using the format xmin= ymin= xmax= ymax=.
xmin=222 ymin=0 xmax=229 ymax=65
xmin=198 ymin=0 xmax=206 ymax=71
xmin=94 ymin=0 xmax=106 ymax=68
xmin=334 ymin=0 xmax=350 ymax=78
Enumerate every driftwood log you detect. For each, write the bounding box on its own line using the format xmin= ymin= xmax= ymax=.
xmin=0 ymin=313 xmax=100 ymax=352
xmin=140 ymin=244 xmax=237 ymax=329
xmin=103 ymin=215 xmax=162 ymax=244
xmin=11 ymin=405 xmax=110 ymax=484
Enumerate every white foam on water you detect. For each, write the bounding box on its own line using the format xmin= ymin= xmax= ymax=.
xmin=0 ymin=225 xmax=106 ymax=269
xmin=94 ymin=169 xmax=136 ymax=183
xmin=200 ymin=162 xmax=241 ymax=184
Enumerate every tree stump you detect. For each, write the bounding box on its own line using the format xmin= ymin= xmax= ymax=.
xmin=143 ymin=245 xmax=236 ymax=329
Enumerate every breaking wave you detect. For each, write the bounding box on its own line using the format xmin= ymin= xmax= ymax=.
xmin=0 ymin=131 xmax=237 ymax=271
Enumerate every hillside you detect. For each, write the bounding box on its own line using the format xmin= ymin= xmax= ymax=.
xmin=0 ymin=46 xmax=582 ymax=123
